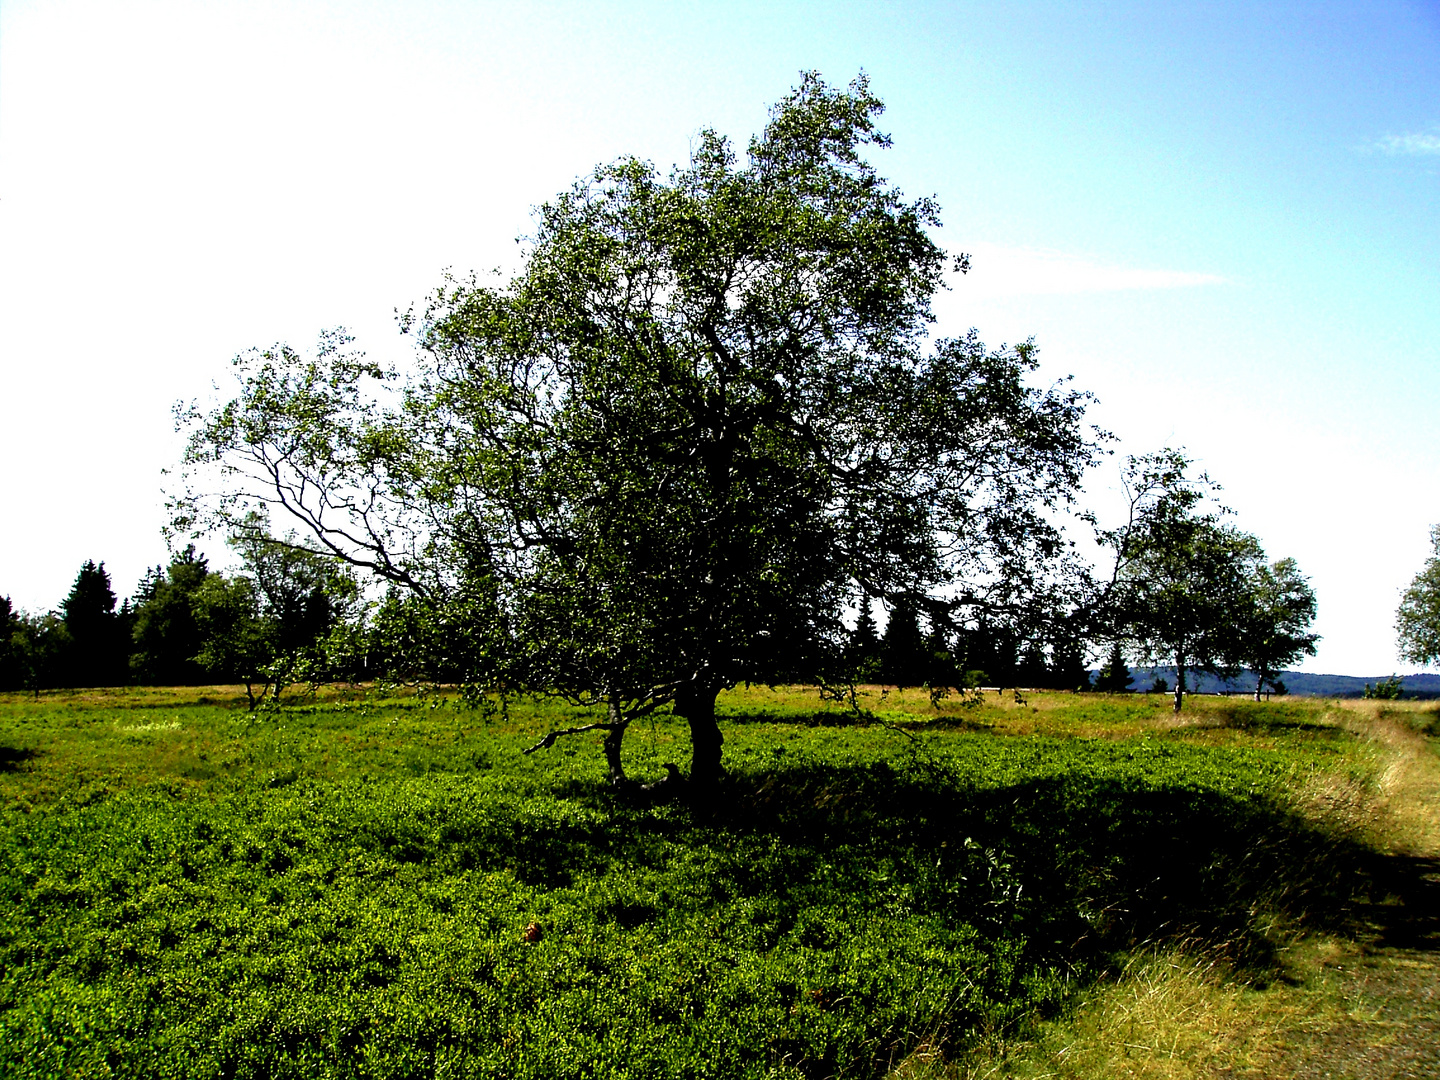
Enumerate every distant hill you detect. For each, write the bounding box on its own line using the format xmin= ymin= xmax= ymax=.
xmin=1089 ymin=667 xmax=1440 ymax=699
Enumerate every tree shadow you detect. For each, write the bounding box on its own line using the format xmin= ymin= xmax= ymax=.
xmin=540 ymin=758 xmax=1409 ymax=977
xmin=0 ymin=746 xmax=37 ymax=772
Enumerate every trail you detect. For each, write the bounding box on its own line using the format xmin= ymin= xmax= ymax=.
xmin=1282 ymin=706 xmax=1440 ymax=1080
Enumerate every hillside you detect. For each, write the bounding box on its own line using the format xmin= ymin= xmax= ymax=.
xmin=1101 ymin=667 xmax=1440 ymax=699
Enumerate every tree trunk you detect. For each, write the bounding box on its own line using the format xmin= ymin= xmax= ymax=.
xmin=675 ymin=679 xmax=724 ymax=797
xmin=603 ymin=697 xmax=629 ymax=788
xmin=1254 ymin=670 xmax=1264 ymax=703
xmin=1174 ymin=653 xmax=1186 ymax=713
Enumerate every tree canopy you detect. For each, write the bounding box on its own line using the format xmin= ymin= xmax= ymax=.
xmin=1236 ymin=557 xmax=1318 ymax=699
xmin=173 ymin=73 xmax=1102 ymax=790
xmin=1101 ymin=451 xmax=1262 ymax=711
xmin=1098 ymin=450 xmax=1319 ymax=710
xmin=1396 ymin=525 xmax=1440 ymax=667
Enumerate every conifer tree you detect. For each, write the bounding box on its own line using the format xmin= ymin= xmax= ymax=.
xmin=59 ymin=560 xmax=127 ymax=687
xmin=1094 ymin=642 xmax=1134 ymax=693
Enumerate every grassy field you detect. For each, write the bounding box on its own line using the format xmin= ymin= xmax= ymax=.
xmin=0 ymin=684 xmax=1434 ymax=1078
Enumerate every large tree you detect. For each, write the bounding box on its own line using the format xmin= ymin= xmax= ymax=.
xmin=1396 ymin=525 xmax=1440 ymax=666
xmin=173 ymin=74 xmax=1100 ymax=791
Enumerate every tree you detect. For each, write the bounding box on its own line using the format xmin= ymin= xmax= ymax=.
xmin=190 ymin=573 xmax=272 ymax=708
xmin=227 ymin=521 xmax=362 ymax=697
xmin=173 ymin=74 xmax=1100 ymax=792
xmin=1049 ymin=637 xmax=1091 ymax=692
xmin=1015 ymin=642 xmax=1049 ymax=689
xmin=1102 ymin=451 xmax=1260 ymax=712
xmin=8 ymin=610 xmax=69 ymax=697
xmin=1093 ymin=641 xmax=1132 ymax=693
xmin=1396 ymin=525 xmax=1440 ymax=666
xmin=0 ymin=597 xmax=24 ymax=691
xmin=58 ymin=560 xmax=130 ymax=687
xmin=130 ymin=547 xmax=213 ymax=685
xmin=879 ymin=601 xmax=927 ymax=689
xmin=186 ymin=522 xmax=363 ymax=709
xmin=847 ymin=603 xmax=882 ymax=683
xmin=1237 ymin=557 xmax=1318 ymax=700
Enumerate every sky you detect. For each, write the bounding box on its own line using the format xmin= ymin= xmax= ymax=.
xmin=1 ymin=0 xmax=1437 ymax=675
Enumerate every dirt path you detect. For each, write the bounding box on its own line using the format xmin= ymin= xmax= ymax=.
xmin=1277 ymin=707 xmax=1440 ymax=1080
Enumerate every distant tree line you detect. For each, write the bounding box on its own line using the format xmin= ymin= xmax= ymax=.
xmin=0 ymin=527 xmax=386 ymax=707
xmin=1 ymin=446 xmax=1323 ymax=716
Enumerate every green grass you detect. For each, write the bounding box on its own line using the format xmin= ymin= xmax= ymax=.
xmin=0 ymin=686 xmax=1409 ymax=1078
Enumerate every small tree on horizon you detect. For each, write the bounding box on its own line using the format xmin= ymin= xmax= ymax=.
xmin=1397 ymin=525 xmax=1440 ymax=668
xmin=1100 ymin=450 xmax=1257 ymax=713
xmin=1237 ymin=556 xmax=1318 ymax=700
xmin=1093 ymin=641 xmax=1133 ymax=693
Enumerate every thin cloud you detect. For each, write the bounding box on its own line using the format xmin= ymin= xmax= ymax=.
xmin=1375 ymin=130 xmax=1440 ymax=156
xmin=956 ymin=243 xmax=1227 ymax=297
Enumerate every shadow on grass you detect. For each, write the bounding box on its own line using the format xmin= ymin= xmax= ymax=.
xmin=0 ymin=747 xmax=37 ymax=772
xmin=541 ymin=760 xmax=1407 ymax=978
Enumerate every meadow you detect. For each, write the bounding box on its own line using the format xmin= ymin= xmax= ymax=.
xmin=0 ymin=684 xmax=1434 ymax=1079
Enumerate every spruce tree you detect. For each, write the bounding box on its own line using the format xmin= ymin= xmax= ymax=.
xmin=848 ymin=604 xmax=882 ymax=682
xmin=59 ymin=560 xmax=127 ymax=687
xmin=879 ymin=601 xmax=927 ymax=688
xmin=130 ymin=547 xmax=212 ymax=685
xmin=1094 ymin=642 xmax=1134 ymax=693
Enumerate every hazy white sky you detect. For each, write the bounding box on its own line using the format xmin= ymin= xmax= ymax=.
xmin=2 ymin=0 xmax=1437 ymax=675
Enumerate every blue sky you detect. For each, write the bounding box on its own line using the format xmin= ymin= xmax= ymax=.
xmin=1 ymin=0 xmax=1437 ymax=674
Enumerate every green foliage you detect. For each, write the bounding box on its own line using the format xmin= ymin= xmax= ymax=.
xmin=1237 ymin=557 xmax=1318 ymax=698
xmin=1396 ymin=524 xmax=1440 ymax=666
xmin=130 ymin=546 xmax=214 ymax=685
xmin=1103 ymin=451 xmax=1263 ymax=710
xmin=0 ymin=687 xmax=1390 ymax=1077
xmin=847 ymin=604 xmax=882 ymax=683
xmin=880 ymin=601 xmax=927 ymax=688
xmin=1093 ymin=643 xmax=1133 ymax=694
xmin=1362 ymin=675 xmax=1404 ymax=700
xmin=172 ymin=73 xmax=1101 ymax=785
xmin=1 ymin=610 xmax=68 ymax=695
xmin=59 ymin=560 xmax=130 ymax=687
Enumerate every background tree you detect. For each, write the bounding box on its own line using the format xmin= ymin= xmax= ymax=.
xmin=0 ymin=597 xmax=23 ymax=691
xmin=1049 ymin=637 xmax=1091 ymax=692
xmin=1237 ymin=556 xmax=1318 ymax=700
xmin=1093 ymin=641 xmax=1133 ymax=693
xmin=58 ymin=560 xmax=130 ymax=687
xmin=190 ymin=574 xmax=273 ymax=708
xmin=1101 ymin=450 xmax=1259 ymax=712
xmin=8 ymin=611 xmax=69 ymax=697
xmin=1396 ymin=525 xmax=1440 ymax=666
xmin=879 ymin=601 xmax=927 ymax=689
xmin=954 ymin=619 xmax=1017 ymax=689
xmin=130 ymin=547 xmax=213 ymax=685
xmin=227 ymin=522 xmax=363 ymax=697
xmin=923 ymin=622 xmax=961 ymax=694
xmin=173 ymin=74 xmax=1100 ymax=791
xmin=1015 ymin=642 xmax=1049 ymax=689
xmin=846 ymin=603 xmax=882 ymax=683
